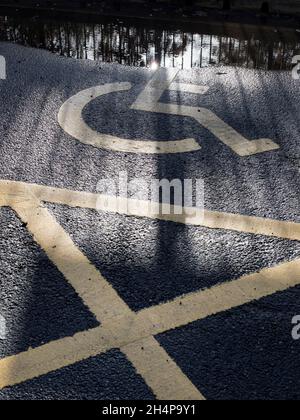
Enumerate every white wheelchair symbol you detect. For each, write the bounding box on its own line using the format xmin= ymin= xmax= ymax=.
xmin=58 ymin=68 xmax=279 ymax=156
xmin=0 ymin=315 xmax=6 ymax=340
xmin=292 ymin=55 xmax=300 ymax=80
xmin=0 ymin=56 xmax=6 ymax=80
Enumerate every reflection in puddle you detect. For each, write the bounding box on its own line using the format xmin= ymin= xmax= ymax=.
xmin=0 ymin=14 xmax=300 ymax=70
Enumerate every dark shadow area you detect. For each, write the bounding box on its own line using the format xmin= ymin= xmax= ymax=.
xmin=157 ymin=283 xmax=300 ymax=400
xmin=261 ymin=2 xmax=270 ymax=15
xmin=0 ymin=350 xmax=155 ymax=399
xmin=0 ymin=207 xmax=99 ymax=360
xmin=223 ymin=0 xmax=231 ymax=11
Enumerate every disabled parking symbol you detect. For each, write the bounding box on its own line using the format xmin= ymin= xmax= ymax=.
xmin=58 ymin=68 xmax=279 ymax=156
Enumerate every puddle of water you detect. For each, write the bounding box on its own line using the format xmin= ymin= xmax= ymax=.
xmin=0 ymin=13 xmax=300 ymax=70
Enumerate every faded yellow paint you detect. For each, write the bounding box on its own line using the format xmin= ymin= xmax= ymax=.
xmin=0 ymin=179 xmax=299 ymax=399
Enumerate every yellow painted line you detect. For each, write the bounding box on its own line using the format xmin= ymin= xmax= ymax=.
xmin=122 ymin=337 xmax=204 ymax=401
xmin=58 ymin=82 xmax=200 ymax=154
xmin=0 ymin=327 xmax=106 ymax=390
xmin=137 ymin=257 xmax=300 ymax=333
xmin=0 ymin=316 xmax=160 ymax=391
xmin=0 ymin=256 xmax=300 ymax=394
xmin=11 ymin=200 xmax=131 ymax=322
xmin=1 ymin=180 xmax=299 ymax=242
xmin=0 ymin=182 xmax=204 ymax=400
xmin=201 ymin=210 xmax=300 ymax=242
xmin=0 ymin=310 xmax=204 ymax=399
xmin=1 ymin=180 xmax=299 ymax=399
xmin=0 ymin=71 xmax=287 ymax=399
xmin=131 ymin=68 xmax=279 ymax=156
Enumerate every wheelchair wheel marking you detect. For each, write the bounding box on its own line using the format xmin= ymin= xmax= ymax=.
xmin=58 ymin=82 xmax=200 ymax=154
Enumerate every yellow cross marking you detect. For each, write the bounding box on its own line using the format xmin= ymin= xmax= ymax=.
xmin=0 ymin=180 xmax=299 ymax=400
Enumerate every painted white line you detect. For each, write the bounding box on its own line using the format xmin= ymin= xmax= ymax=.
xmin=169 ymin=82 xmax=209 ymax=95
xmin=58 ymin=68 xmax=279 ymax=157
xmin=0 ymin=326 xmax=106 ymax=390
xmin=58 ymin=82 xmax=200 ymax=154
xmin=131 ymin=68 xmax=280 ymax=156
xmin=0 ymin=55 xmax=6 ymax=80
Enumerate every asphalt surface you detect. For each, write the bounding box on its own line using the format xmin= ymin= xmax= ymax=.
xmin=0 ymin=42 xmax=300 ymax=400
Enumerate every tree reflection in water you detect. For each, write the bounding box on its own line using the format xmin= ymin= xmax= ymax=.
xmin=0 ymin=14 xmax=299 ymax=70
